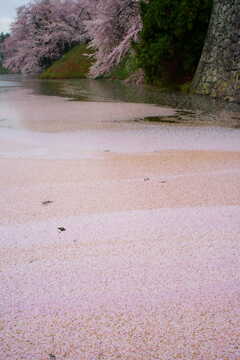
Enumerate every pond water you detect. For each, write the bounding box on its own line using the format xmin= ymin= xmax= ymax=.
xmin=1 ymin=73 xmax=240 ymax=130
xmin=1 ymin=74 xmax=240 ymax=360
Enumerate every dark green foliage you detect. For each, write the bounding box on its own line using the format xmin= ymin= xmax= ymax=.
xmin=0 ymin=33 xmax=10 ymax=61
xmin=0 ymin=33 xmax=10 ymax=73
xmin=0 ymin=32 xmax=9 ymax=44
xmin=136 ymin=0 xmax=212 ymax=84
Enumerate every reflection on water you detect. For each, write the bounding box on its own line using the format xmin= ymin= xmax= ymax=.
xmin=0 ymin=75 xmax=22 ymax=95
xmin=23 ymin=77 xmax=240 ymax=110
xmin=0 ymin=74 xmax=240 ymax=129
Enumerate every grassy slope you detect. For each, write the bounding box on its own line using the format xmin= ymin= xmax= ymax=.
xmin=40 ymin=44 xmax=93 ymax=79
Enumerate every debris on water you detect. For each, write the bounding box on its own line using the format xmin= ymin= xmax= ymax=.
xmin=176 ymin=110 xmax=195 ymax=116
xmin=42 ymin=200 xmax=53 ymax=205
xmin=58 ymin=227 xmax=66 ymax=232
xmin=143 ymin=116 xmax=179 ymax=124
xmin=48 ymin=354 xmax=56 ymax=360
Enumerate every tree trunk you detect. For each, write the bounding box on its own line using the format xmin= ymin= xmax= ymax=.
xmin=192 ymin=0 xmax=240 ymax=102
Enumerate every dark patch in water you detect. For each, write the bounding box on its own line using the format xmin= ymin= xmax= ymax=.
xmin=143 ymin=116 xmax=179 ymax=124
xmin=140 ymin=109 xmax=198 ymax=125
xmin=176 ymin=110 xmax=195 ymax=117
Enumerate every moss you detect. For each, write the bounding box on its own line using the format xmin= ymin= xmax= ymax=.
xmin=40 ymin=44 xmax=93 ymax=79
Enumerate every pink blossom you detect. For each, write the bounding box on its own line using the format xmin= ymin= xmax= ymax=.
xmin=3 ymin=0 xmax=89 ymax=74
xmin=85 ymin=0 xmax=142 ymax=77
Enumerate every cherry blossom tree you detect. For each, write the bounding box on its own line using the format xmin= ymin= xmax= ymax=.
xmin=3 ymin=0 xmax=89 ymax=73
xmin=85 ymin=0 xmax=142 ymax=77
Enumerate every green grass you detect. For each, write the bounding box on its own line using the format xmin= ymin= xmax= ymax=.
xmin=0 ymin=63 xmax=9 ymax=74
xmin=40 ymin=44 xmax=93 ymax=79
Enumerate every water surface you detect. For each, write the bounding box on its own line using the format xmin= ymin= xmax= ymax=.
xmin=1 ymin=74 xmax=240 ymax=131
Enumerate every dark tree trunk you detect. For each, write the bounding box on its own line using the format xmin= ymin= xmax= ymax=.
xmin=192 ymin=0 xmax=240 ymax=102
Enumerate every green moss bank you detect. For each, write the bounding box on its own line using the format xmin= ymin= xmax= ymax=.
xmin=40 ymin=44 xmax=93 ymax=79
